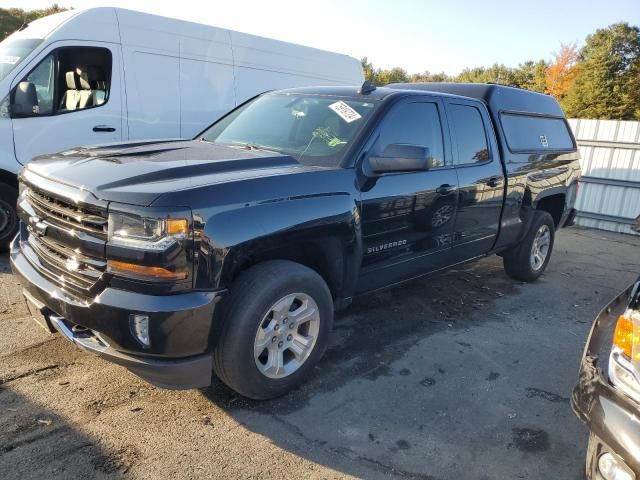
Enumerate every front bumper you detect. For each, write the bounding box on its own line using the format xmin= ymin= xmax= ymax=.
xmin=572 ymin=282 xmax=640 ymax=478
xmin=10 ymin=235 xmax=223 ymax=389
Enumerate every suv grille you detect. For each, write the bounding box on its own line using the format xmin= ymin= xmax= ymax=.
xmin=19 ymin=184 xmax=109 ymax=299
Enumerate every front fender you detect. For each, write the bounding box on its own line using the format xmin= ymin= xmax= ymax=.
xmin=193 ymin=192 xmax=361 ymax=297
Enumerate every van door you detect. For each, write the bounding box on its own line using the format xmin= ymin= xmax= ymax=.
xmin=10 ymin=41 xmax=122 ymax=164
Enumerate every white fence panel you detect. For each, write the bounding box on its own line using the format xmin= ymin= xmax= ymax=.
xmin=568 ymin=118 xmax=640 ymax=236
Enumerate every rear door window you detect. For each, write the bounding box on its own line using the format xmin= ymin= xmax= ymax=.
xmin=448 ymin=104 xmax=490 ymax=165
xmin=501 ymin=114 xmax=574 ymax=151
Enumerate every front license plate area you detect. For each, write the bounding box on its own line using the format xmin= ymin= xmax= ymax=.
xmin=23 ymin=290 xmax=55 ymax=334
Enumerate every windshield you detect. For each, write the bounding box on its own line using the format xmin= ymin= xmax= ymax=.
xmin=200 ymin=93 xmax=378 ymax=167
xmin=0 ymin=38 xmax=42 ymax=83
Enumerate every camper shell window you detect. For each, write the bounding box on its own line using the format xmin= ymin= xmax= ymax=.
xmin=500 ymin=113 xmax=575 ymax=153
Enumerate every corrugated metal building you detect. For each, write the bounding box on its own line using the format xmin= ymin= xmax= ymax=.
xmin=568 ymin=118 xmax=640 ymax=236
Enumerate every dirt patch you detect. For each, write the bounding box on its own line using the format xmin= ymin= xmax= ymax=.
xmin=93 ymin=445 xmax=142 ymax=474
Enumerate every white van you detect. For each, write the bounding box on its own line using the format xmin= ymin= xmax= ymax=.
xmin=0 ymin=7 xmax=364 ymax=249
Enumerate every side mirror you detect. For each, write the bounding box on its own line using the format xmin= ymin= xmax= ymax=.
xmin=11 ymin=81 xmax=39 ymax=117
xmin=632 ymin=215 xmax=640 ymax=233
xmin=367 ymin=144 xmax=431 ymax=174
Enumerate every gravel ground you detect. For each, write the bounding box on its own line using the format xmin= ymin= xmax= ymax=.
xmin=1 ymin=226 xmax=639 ymax=480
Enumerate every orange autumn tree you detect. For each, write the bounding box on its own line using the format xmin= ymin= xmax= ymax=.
xmin=545 ymin=43 xmax=581 ymax=100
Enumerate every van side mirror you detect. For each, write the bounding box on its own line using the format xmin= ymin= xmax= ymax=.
xmin=367 ymin=144 xmax=431 ymax=174
xmin=11 ymin=82 xmax=39 ymax=117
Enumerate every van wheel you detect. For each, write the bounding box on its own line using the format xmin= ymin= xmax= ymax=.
xmin=503 ymin=210 xmax=555 ymax=282
xmin=0 ymin=185 xmax=18 ymax=253
xmin=213 ymin=260 xmax=333 ymax=400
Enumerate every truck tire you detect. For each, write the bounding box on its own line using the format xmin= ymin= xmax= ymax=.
xmin=503 ymin=210 xmax=555 ymax=282
xmin=0 ymin=185 xmax=18 ymax=253
xmin=213 ymin=260 xmax=333 ymax=399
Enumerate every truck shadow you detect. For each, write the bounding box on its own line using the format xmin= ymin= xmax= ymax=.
xmin=202 ymin=257 xmax=515 ymax=410
xmin=199 ymin=257 xmax=519 ymax=478
xmin=0 ymin=387 xmax=130 ymax=480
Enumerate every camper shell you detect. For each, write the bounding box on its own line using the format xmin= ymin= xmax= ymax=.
xmin=388 ymin=82 xmax=577 ymax=158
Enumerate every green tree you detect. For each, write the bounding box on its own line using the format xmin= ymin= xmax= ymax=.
xmin=376 ymin=67 xmax=409 ymax=85
xmin=564 ymin=22 xmax=640 ymax=120
xmin=455 ymin=63 xmax=518 ymax=86
xmin=513 ymin=60 xmax=548 ymax=93
xmin=410 ymin=71 xmax=452 ymax=83
xmin=361 ymin=57 xmax=377 ymax=84
xmin=0 ymin=4 xmax=68 ymax=41
xmin=361 ymin=58 xmax=410 ymax=85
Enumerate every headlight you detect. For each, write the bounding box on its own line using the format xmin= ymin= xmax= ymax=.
xmin=609 ymin=308 xmax=640 ymax=403
xmin=108 ymin=212 xmax=188 ymax=250
xmin=107 ymin=211 xmax=191 ymax=282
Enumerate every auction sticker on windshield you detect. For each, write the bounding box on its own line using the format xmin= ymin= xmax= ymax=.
xmin=329 ymin=101 xmax=362 ymax=123
xmin=0 ymin=56 xmax=20 ymax=64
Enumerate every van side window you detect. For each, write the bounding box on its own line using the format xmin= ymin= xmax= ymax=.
xmin=14 ymin=47 xmax=112 ymax=116
xmin=23 ymin=54 xmax=55 ymax=115
xmin=377 ymin=102 xmax=445 ymax=167
xmin=449 ymin=104 xmax=490 ymax=165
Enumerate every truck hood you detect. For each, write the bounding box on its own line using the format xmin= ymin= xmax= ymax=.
xmin=23 ymin=140 xmax=314 ymax=206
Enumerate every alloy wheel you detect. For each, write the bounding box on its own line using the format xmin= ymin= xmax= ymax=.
xmin=253 ymin=293 xmax=320 ymax=379
xmin=530 ymin=224 xmax=551 ymax=271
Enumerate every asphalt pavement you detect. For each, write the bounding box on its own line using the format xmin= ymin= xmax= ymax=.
xmin=1 ymin=226 xmax=639 ymax=479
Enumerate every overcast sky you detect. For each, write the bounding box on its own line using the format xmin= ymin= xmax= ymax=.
xmin=1 ymin=0 xmax=639 ymax=75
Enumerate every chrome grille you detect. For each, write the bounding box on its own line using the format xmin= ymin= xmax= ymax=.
xmin=26 ymin=189 xmax=107 ymax=240
xmin=19 ymin=183 xmax=108 ymax=299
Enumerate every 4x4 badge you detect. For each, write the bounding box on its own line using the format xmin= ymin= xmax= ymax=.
xmin=540 ymin=135 xmax=549 ymax=147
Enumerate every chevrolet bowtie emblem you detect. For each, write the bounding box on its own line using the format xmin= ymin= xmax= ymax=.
xmin=65 ymin=257 xmax=80 ymax=272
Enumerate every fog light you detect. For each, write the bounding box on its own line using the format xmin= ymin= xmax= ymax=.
xmin=130 ymin=314 xmax=151 ymax=348
xmin=598 ymin=452 xmax=635 ymax=480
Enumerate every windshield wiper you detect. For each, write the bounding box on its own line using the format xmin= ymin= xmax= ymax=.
xmin=224 ymin=142 xmax=280 ymax=154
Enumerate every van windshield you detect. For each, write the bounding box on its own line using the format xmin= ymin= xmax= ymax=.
xmin=0 ymin=38 xmax=42 ymax=83
xmin=200 ymin=93 xmax=378 ymax=167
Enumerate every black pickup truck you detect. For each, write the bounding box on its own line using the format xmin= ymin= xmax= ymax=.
xmin=10 ymin=82 xmax=580 ymax=399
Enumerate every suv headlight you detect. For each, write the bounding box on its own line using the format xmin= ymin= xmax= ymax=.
xmin=107 ymin=211 xmax=191 ymax=282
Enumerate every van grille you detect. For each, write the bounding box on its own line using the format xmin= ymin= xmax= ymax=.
xmin=20 ymin=184 xmax=109 ymax=299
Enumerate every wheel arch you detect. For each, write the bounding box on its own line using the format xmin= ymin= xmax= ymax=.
xmin=194 ymin=193 xmax=361 ymax=303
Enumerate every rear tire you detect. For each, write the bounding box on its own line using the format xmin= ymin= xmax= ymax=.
xmin=503 ymin=210 xmax=555 ymax=282
xmin=213 ymin=260 xmax=333 ymax=400
xmin=0 ymin=184 xmax=18 ymax=253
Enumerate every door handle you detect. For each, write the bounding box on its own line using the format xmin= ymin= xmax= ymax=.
xmin=486 ymin=177 xmax=503 ymax=188
xmin=93 ymin=125 xmax=116 ymax=133
xmin=436 ymin=184 xmax=456 ymax=195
